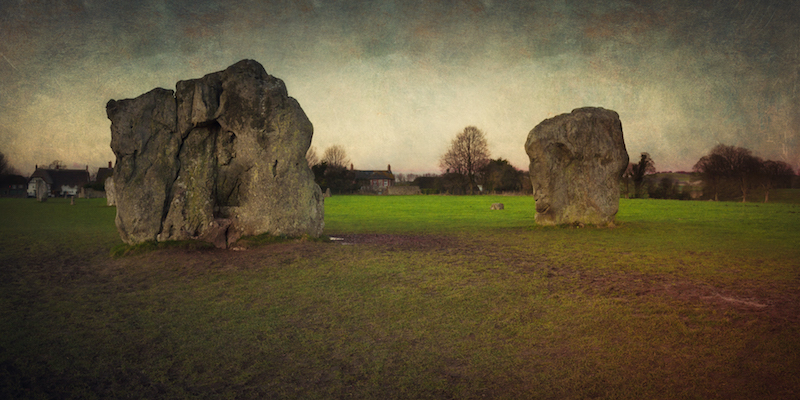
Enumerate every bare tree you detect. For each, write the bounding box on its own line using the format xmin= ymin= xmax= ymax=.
xmin=0 ymin=152 xmax=22 ymax=176
xmin=306 ymin=145 xmax=319 ymax=168
xmin=693 ymin=153 xmax=726 ymax=201
xmin=439 ymin=126 xmax=490 ymax=195
xmin=0 ymin=151 xmax=8 ymax=175
xmin=321 ymin=145 xmax=350 ymax=170
xmin=721 ymin=145 xmax=760 ymax=202
xmin=48 ymin=160 xmax=64 ymax=169
xmin=631 ymin=153 xmax=655 ymax=198
xmin=481 ymin=158 xmax=522 ymax=193
xmin=694 ymin=144 xmax=760 ymax=202
xmin=621 ymin=163 xmax=634 ymax=198
xmin=759 ymin=159 xmax=795 ymax=203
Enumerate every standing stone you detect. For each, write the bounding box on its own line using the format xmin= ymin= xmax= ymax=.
xmin=105 ymin=176 xmax=115 ymax=206
xmin=36 ymin=179 xmax=48 ymax=202
xmin=524 ymin=107 xmax=629 ymax=226
xmin=108 ymin=88 xmax=181 ymax=244
xmin=107 ymin=60 xmax=324 ymax=248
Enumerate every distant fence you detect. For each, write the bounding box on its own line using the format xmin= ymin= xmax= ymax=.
xmin=387 ymin=186 xmax=422 ymax=195
xmin=79 ymin=188 xmax=106 ymax=199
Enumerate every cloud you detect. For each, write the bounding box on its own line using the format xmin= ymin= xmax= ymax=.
xmin=1 ymin=0 xmax=798 ymax=175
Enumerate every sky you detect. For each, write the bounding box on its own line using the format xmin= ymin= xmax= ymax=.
xmin=1 ymin=0 xmax=799 ymax=177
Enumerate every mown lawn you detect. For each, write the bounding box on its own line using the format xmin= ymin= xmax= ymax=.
xmin=1 ymin=195 xmax=799 ymax=399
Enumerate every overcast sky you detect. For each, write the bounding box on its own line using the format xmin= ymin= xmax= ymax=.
xmin=1 ymin=0 xmax=798 ymax=176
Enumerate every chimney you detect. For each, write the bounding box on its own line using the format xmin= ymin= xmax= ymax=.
xmin=350 ymin=163 xmax=354 ymax=171
xmin=108 ymin=161 xmax=112 ymax=168
xmin=86 ymin=165 xmax=89 ymax=171
xmin=387 ymin=164 xmax=391 ymax=172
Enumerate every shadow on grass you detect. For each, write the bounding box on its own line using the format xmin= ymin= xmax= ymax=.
xmin=235 ymin=233 xmax=331 ymax=249
xmin=109 ymin=240 xmax=217 ymax=258
xmin=110 ymin=234 xmax=332 ymax=257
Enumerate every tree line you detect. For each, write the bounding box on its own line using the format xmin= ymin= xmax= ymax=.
xmin=304 ymin=127 xmax=532 ymax=195
xmin=692 ymin=144 xmax=795 ymax=202
xmin=305 ymin=130 xmax=799 ymax=202
xmin=431 ymin=133 xmax=797 ymax=201
xmin=621 ymin=145 xmax=796 ymax=202
xmin=432 ymin=128 xmax=796 ymax=201
xmin=432 ymin=126 xmax=530 ymax=195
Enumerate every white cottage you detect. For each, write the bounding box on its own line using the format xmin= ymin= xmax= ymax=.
xmin=28 ymin=166 xmax=90 ymax=198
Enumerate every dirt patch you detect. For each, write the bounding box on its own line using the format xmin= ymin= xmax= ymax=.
xmin=326 ymin=234 xmax=800 ymax=324
xmin=329 ymin=234 xmax=456 ymax=251
xmin=68 ymin=241 xmax=336 ymax=294
xmin=557 ymin=269 xmax=800 ymax=324
xmin=65 ymin=233 xmax=800 ymax=326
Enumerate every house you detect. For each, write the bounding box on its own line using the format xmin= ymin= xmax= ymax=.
xmin=353 ymin=164 xmax=395 ymax=193
xmin=80 ymin=161 xmax=114 ymax=198
xmin=95 ymin=161 xmax=114 ymax=186
xmin=27 ymin=165 xmax=91 ymax=198
xmin=0 ymin=174 xmax=28 ymax=197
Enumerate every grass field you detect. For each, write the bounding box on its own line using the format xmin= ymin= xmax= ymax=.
xmin=1 ymin=195 xmax=799 ymax=399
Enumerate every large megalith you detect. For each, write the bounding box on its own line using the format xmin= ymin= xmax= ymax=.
xmin=107 ymin=59 xmax=324 ymax=248
xmin=524 ymin=107 xmax=629 ymax=226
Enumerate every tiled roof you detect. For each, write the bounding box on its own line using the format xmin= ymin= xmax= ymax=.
xmin=95 ymin=167 xmax=113 ymax=183
xmin=29 ymin=169 xmax=53 ymax=184
xmin=0 ymin=174 xmax=27 ymax=186
xmin=29 ymin=168 xmax=90 ymax=189
xmin=354 ymin=170 xmax=395 ymax=181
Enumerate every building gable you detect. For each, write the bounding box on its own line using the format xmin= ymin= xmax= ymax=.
xmin=95 ymin=167 xmax=113 ymax=184
xmin=29 ymin=168 xmax=90 ymax=196
xmin=0 ymin=174 xmax=28 ymax=197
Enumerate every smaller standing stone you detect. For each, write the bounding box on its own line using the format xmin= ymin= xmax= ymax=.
xmin=105 ymin=176 xmax=116 ymax=206
xmin=490 ymin=203 xmax=504 ymax=210
xmin=36 ymin=180 xmax=48 ymax=202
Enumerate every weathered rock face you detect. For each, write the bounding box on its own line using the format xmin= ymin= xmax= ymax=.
xmin=107 ymin=60 xmax=324 ymax=247
xmin=524 ymin=107 xmax=628 ymax=226
xmin=104 ymin=176 xmax=115 ymax=206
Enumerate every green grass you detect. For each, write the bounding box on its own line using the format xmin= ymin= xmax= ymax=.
xmin=323 ymin=195 xmax=536 ymax=234
xmin=1 ymin=196 xmax=799 ymax=399
xmin=0 ymin=197 xmax=119 ymax=256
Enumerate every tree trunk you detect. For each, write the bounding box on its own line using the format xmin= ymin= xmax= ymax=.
xmin=740 ymin=176 xmax=748 ymax=203
xmin=762 ymin=181 xmax=772 ymax=203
